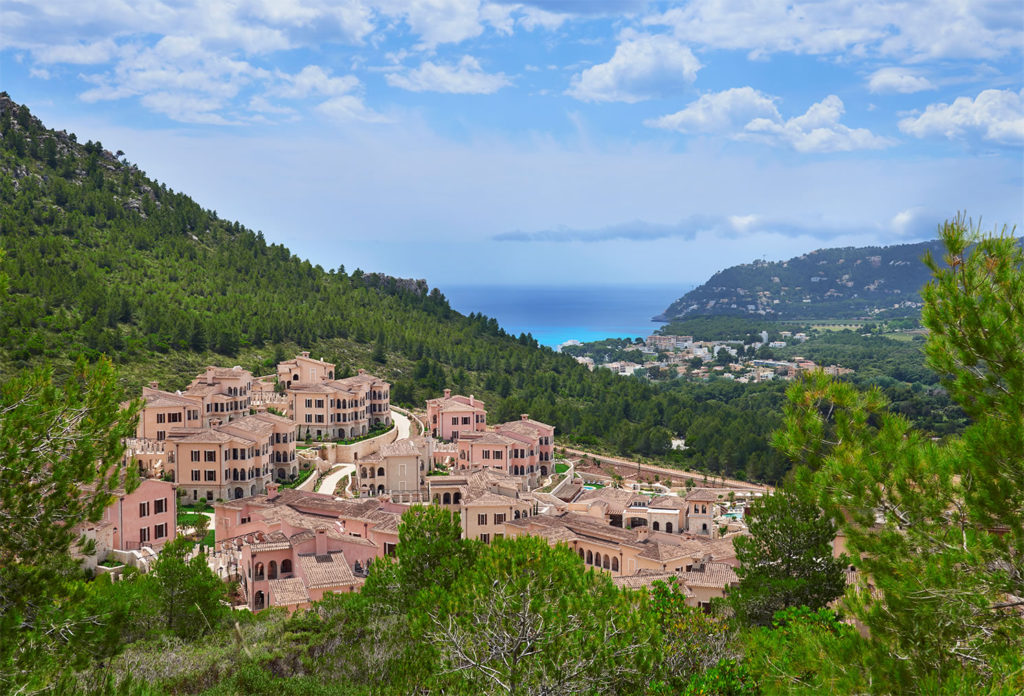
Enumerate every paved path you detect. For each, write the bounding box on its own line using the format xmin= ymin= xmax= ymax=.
xmin=393 ymin=411 xmax=411 ymax=440
xmin=317 ymin=464 xmax=356 ymax=495
xmin=559 ymin=446 xmax=771 ymax=492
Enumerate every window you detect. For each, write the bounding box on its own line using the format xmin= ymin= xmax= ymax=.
xmin=493 ymin=450 xmax=503 ymax=460
xmin=461 ymin=417 xmax=470 ymax=425
xmin=156 ymin=413 xmax=166 ymax=424
xmin=139 ymin=501 xmax=150 ymax=517
xmin=305 ymin=414 xmax=312 ymax=423
xmin=451 ymin=417 xmax=458 ymax=425
xmin=204 ymin=450 xmax=217 ymax=462
xmin=191 ymin=471 xmax=200 ymax=481
xmin=156 ymin=431 xmax=165 ymax=441
xmin=493 ymin=513 xmax=505 ymax=525
xmin=305 ymin=399 xmax=313 ymax=408
xmin=154 ymin=523 xmax=167 ymax=539
xmin=205 ymin=470 xmax=216 ymax=481
xmin=477 ymin=514 xmax=487 ymax=525
xmin=482 ymin=450 xmax=491 ymax=460
xmin=191 ymin=450 xmax=200 ymax=462
xmin=155 ymin=498 xmax=167 ymax=514
xmin=168 ymin=412 xmax=181 ymax=423
xmin=479 ymin=533 xmax=490 ymax=544
xmin=315 ymin=399 xmax=324 ymax=408
xmin=139 ymin=527 xmax=150 ymax=543
xmin=315 ymin=415 xmax=324 ymax=423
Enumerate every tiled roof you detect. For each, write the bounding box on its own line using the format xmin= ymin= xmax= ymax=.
xmin=648 ymin=495 xmax=688 ymax=510
xmin=461 ymin=432 xmax=517 ymax=446
xmin=685 ymin=488 xmax=727 ymax=502
xmin=427 ymin=396 xmax=485 ymax=411
xmin=614 ymin=572 xmax=692 ymax=593
xmin=636 ymin=541 xmax=690 ymax=562
xmin=269 ymin=578 xmax=310 ymax=606
xmin=251 ymin=531 xmax=292 ymax=553
xmin=381 ymin=439 xmax=420 ymax=457
xmin=678 ymin=562 xmax=738 ymax=589
xmin=299 ymin=551 xmax=356 ymax=589
xmin=142 ymin=389 xmax=199 ymax=408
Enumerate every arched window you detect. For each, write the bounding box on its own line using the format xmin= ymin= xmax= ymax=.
xmin=666 ymin=522 xmax=673 ymax=533
xmin=702 ymin=505 xmax=707 ymax=514
xmin=254 ymin=562 xmax=264 ymax=581
xmin=254 ymin=591 xmax=265 ymax=610
xmin=603 ymin=555 xmax=610 ymax=570
xmin=377 ymin=467 xmax=385 ymax=477
xmin=702 ymin=523 xmax=708 ymax=532
xmin=579 ymin=548 xmax=585 ymax=560
xmin=281 ymin=559 xmax=292 ymax=574
xmin=361 ymin=467 xmax=367 ymax=478
xmin=268 ymin=561 xmax=278 ymax=580
xmin=443 ymin=492 xmax=451 ymax=504
xmin=652 ymin=521 xmax=660 ymax=531
xmin=377 ymin=485 xmax=384 ymax=494
xmin=611 ymin=557 xmax=619 ymax=572
xmin=586 ymin=550 xmax=593 ymax=565
xmin=514 ymin=510 xmax=520 ymax=519
xmin=453 ymin=492 xmax=462 ymax=504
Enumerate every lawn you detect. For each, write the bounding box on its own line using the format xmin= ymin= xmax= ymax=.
xmin=555 ymin=462 xmax=570 ymax=474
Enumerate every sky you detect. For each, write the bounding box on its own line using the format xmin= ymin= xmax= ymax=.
xmin=2 ymin=0 xmax=1022 ymax=289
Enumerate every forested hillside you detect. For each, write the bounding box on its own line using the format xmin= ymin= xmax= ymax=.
xmin=656 ymin=239 xmax=948 ymax=321
xmin=0 ymin=94 xmax=793 ymax=481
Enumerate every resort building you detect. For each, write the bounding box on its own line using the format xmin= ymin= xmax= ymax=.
xmin=357 ymin=436 xmax=434 ymax=499
xmin=164 ymin=412 xmax=297 ymax=503
xmin=281 ymin=353 xmax=391 ymax=441
xmin=184 ymin=365 xmax=255 ymax=424
xmin=135 ymin=383 xmax=202 ymax=440
xmin=213 ymin=484 xmax=405 ymax=612
xmin=427 ymin=469 xmax=534 ymax=543
xmin=425 ymin=389 xmax=486 ymax=441
xmin=73 ymin=478 xmax=177 ymax=570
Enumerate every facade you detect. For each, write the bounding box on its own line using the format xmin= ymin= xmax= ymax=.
xmin=74 ymin=479 xmax=177 ymax=569
xmin=135 ymin=383 xmax=202 ymax=440
xmin=164 ymin=412 xmax=296 ymax=503
xmin=184 ymin=366 xmax=255 ymax=424
xmin=427 ymin=469 xmax=534 ymax=542
xmin=357 ymin=436 xmax=434 ymax=498
xmin=282 ymin=352 xmax=391 ymax=441
xmin=425 ymin=389 xmax=486 ymax=441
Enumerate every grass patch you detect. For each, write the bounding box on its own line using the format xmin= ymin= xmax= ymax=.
xmin=98 ymin=557 xmax=123 ymax=568
xmin=334 ymin=422 xmax=395 ymax=445
xmin=200 ymin=530 xmax=215 ymax=548
xmin=177 ymin=512 xmax=207 ymax=527
xmin=179 ymin=501 xmax=214 ymax=514
xmin=555 ymin=462 xmax=570 ymax=474
xmin=280 ymin=467 xmax=315 ymax=490
xmin=538 ymin=474 xmax=565 ymax=493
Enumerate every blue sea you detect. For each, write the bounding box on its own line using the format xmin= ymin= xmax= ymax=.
xmin=440 ymin=285 xmax=689 ymax=348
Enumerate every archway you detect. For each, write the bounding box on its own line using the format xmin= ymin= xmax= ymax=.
xmin=254 ymin=562 xmax=264 ymax=581
xmin=453 ymin=492 xmax=462 ymax=504
xmin=234 ymin=487 xmax=243 ymax=499
xmin=603 ymin=555 xmax=610 ymax=570
xmin=377 ymin=467 xmax=385 ymax=477
xmin=586 ymin=550 xmax=593 ymax=565
xmin=250 ymin=484 xmax=256 ymax=496
xmin=277 ymin=468 xmax=285 ymax=480
xmin=611 ymin=557 xmax=619 ymax=572
xmin=666 ymin=522 xmax=673 ymax=533
xmin=269 ymin=561 xmax=278 ymax=580
xmin=254 ymin=591 xmax=265 ymax=610
xmin=540 ymin=465 xmax=548 ymax=476
xmin=281 ymin=559 xmax=292 ymax=574
xmin=377 ymin=485 xmax=384 ymax=494
xmin=443 ymin=492 xmax=451 ymax=504
xmin=652 ymin=521 xmax=660 ymax=531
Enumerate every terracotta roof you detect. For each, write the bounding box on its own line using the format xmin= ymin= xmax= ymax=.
xmin=167 ymin=428 xmax=238 ymax=444
xmin=614 ymin=572 xmax=692 ymax=593
xmin=648 ymin=495 xmax=688 ymax=510
xmin=365 ymin=509 xmax=401 ymax=534
xmin=427 ymin=396 xmax=486 ymax=411
xmin=142 ymin=389 xmax=199 ymax=408
xmin=251 ymin=531 xmax=292 ymax=553
xmin=269 ymin=578 xmax=310 ymax=606
xmin=299 ymin=551 xmax=356 ymax=589
xmin=636 ymin=541 xmax=690 ymax=562
xmin=461 ymin=432 xmax=517 ymax=446
xmin=381 ymin=439 xmax=420 ymax=457
xmin=685 ymin=488 xmax=726 ymax=502
xmin=678 ymin=562 xmax=738 ymax=589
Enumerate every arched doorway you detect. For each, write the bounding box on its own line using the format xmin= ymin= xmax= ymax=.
xmin=254 ymin=591 xmax=265 ymax=610
xmin=234 ymin=487 xmax=243 ymax=499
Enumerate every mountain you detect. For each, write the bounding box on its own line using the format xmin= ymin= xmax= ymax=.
xmin=655 ymin=239 xmax=949 ymax=322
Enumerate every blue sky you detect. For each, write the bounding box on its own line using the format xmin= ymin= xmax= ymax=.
xmin=2 ymin=0 xmax=1022 ymax=288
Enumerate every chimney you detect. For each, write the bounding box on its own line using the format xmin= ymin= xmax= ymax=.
xmin=266 ymin=482 xmax=280 ymax=500
xmin=315 ymin=527 xmax=328 ymax=555
xmin=300 ymin=351 xmax=310 ymax=358
xmin=149 ymin=381 xmax=159 ymax=389
xmin=469 ymin=395 xmax=474 ymax=406
xmin=636 ymin=526 xmax=650 ymax=542
xmin=521 ymin=413 xmax=528 ymax=421
xmin=443 ymin=389 xmax=451 ymax=399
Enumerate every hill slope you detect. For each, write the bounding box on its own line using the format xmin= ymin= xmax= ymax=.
xmin=656 ymin=240 xmax=948 ymax=322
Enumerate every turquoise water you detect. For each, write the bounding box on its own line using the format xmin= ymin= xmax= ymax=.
xmin=440 ymin=284 xmax=688 ymax=348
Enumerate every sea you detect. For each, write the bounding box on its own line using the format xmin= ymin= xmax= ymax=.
xmin=440 ymin=284 xmax=690 ymax=349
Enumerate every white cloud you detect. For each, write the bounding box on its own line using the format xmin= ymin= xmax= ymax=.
xmin=646 ymin=87 xmax=779 ymax=133
xmin=744 ymin=95 xmax=893 ymax=153
xmin=650 ymin=90 xmax=892 ymax=153
xmin=315 ymin=95 xmax=392 ymax=123
xmin=139 ymin=92 xmax=236 ymax=125
xmin=386 ymin=55 xmax=510 ymax=93
xmin=32 ymin=39 xmax=119 ymax=65
xmin=566 ymin=32 xmax=701 ymax=103
xmin=646 ymin=0 xmax=1023 ymax=61
xmin=867 ymin=67 xmax=935 ymax=94
xmin=899 ymin=89 xmax=1024 ymax=146
xmin=278 ymin=65 xmax=360 ymax=98
xmin=373 ymin=0 xmax=484 ymax=48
